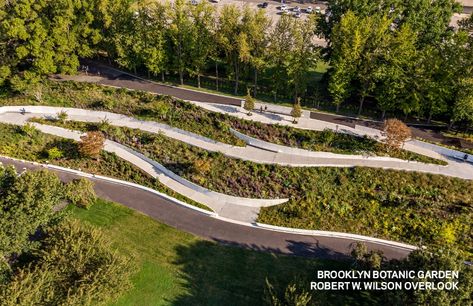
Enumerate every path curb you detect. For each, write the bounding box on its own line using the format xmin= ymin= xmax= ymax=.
xmin=0 ymin=155 xmax=418 ymax=252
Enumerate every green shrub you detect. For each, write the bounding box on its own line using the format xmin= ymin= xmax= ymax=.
xmin=65 ymin=178 xmax=97 ymax=208
xmin=46 ymin=147 xmax=63 ymax=160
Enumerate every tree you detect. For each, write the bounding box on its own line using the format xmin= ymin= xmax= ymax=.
xmin=168 ymin=0 xmax=194 ymax=85
xmin=217 ymin=5 xmax=243 ymax=95
xmin=383 ymin=118 xmax=412 ymax=149
xmin=0 ymin=0 xmax=113 ymax=86
xmin=64 ymin=179 xmax=97 ymax=208
xmin=243 ymin=89 xmax=255 ymax=115
xmin=291 ymin=98 xmax=302 ymax=124
xmin=327 ymin=11 xmax=363 ymax=112
xmin=240 ymin=7 xmax=271 ymax=96
xmin=139 ymin=2 xmax=169 ymax=80
xmin=79 ymin=131 xmax=105 ymax=159
xmin=286 ymin=16 xmax=319 ymax=101
xmin=268 ymin=15 xmax=294 ymax=102
xmin=0 ymin=219 xmax=133 ymax=306
xmin=189 ymin=2 xmax=216 ymax=88
xmin=0 ymin=167 xmax=62 ymax=257
xmin=451 ymin=78 xmax=473 ymax=129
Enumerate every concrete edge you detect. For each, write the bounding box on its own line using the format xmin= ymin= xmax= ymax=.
xmin=0 ymin=154 xmax=418 ymax=252
xmin=0 ymin=154 xmax=216 ymax=216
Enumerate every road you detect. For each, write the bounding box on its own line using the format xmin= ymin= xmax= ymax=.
xmin=0 ymin=157 xmax=412 ymax=260
xmin=76 ymin=60 xmax=473 ymax=149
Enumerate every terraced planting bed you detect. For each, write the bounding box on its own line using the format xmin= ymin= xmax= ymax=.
xmin=0 ymin=80 xmax=444 ymax=164
xmin=28 ymin=118 xmax=473 ymax=255
xmin=0 ymin=123 xmax=210 ymax=210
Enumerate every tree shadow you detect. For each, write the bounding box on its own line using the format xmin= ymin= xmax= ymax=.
xmin=168 ymin=238 xmax=352 ymax=306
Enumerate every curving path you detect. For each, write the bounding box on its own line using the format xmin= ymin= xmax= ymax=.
xmin=1 ymin=106 xmax=472 ymax=180
xmin=0 ymin=113 xmax=288 ymax=222
xmin=0 ymin=156 xmax=413 ymax=260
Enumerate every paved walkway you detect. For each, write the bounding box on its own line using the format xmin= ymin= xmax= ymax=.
xmin=6 ymin=106 xmax=470 ymax=180
xmin=0 ymin=112 xmax=288 ymax=222
xmin=68 ymin=60 xmax=473 ymax=150
xmin=0 ymin=157 xmax=412 ymax=260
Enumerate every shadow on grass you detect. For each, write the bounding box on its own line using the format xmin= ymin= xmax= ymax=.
xmin=168 ymin=239 xmax=352 ymax=306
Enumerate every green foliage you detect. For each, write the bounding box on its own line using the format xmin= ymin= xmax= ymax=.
xmin=0 ymin=167 xmax=62 ymax=256
xmin=291 ymin=98 xmax=302 ymax=121
xmin=56 ymin=111 xmax=68 ymax=122
xmin=0 ymin=219 xmax=133 ymax=306
xmin=244 ymin=89 xmax=255 ymax=113
xmin=265 ymin=279 xmax=313 ymax=306
xmin=0 ymin=0 xmax=112 ymax=86
xmin=46 ymin=147 xmax=63 ymax=160
xmin=65 ymin=179 xmax=97 ymax=208
xmin=20 ymin=123 xmax=37 ymax=138
xmin=25 ymin=119 xmax=471 ymax=254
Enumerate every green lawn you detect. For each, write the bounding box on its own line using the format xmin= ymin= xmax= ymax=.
xmin=67 ymin=199 xmax=351 ymax=306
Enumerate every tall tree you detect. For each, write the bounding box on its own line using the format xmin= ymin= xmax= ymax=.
xmin=217 ymin=5 xmax=243 ymax=95
xmin=240 ymin=7 xmax=271 ymax=96
xmin=0 ymin=0 xmax=112 ymax=86
xmin=286 ymin=16 xmax=319 ymax=101
xmin=267 ymin=15 xmax=294 ymax=102
xmin=168 ymin=0 xmax=194 ymax=85
xmin=189 ymin=2 xmax=216 ymax=88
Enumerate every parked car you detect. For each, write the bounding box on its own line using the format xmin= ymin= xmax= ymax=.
xmin=293 ymin=12 xmax=302 ymax=18
xmin=260 ymin=2 xmax=268 ymax=8
xmin=211 ymin=0 xmax=219 ymax=3
xmin=315 ymin=6 xmax=321 ymax=13
xmin=293 ymin=6 xmax=301 ymax=13
xmin=305 ymin=6 xmax=313 ymax=13
xmin=280 ymin=4 xmax=288 ymax=10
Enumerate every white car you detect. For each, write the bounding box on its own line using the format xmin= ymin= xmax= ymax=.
xmin=306 ymin=6 xmax=313 ymax=13
xmin=293 ymin=6 xmax=301 ymax=13
xmin=315 ymin=6 xmax=321 ymax=13
xmin=280 ymin=4 xmax=288 ymax=10
xmin=293 ymin=12 xmax=302 ymax=18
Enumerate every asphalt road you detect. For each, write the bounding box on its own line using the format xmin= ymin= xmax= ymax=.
xmin=0 ymin=157 xmax=412 ymax=260
xmin=78 ymin=60 xmax=473 ymax=149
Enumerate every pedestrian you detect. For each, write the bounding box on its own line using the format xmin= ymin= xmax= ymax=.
xmin=260 ymin=106 xmax=263 ymax=113
xmin=464 ymin=154 xmax=469 ymax=162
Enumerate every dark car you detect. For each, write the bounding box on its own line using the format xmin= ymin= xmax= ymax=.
xmin=260 ymin=2 xmax=268 ymax=8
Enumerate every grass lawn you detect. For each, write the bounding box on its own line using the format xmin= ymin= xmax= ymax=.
xmin=67 ymin=199 xmax=354 ymax=306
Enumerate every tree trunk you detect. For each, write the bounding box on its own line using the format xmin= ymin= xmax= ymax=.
xmin=427 ymin=112 xmax=433 ymax=124
xmin=404 ymin=113 xmax=408 ymax=122
xmin=382 ymin=110 xmax=386 ymax=119
xmin=147 ymin=70 xmax=150 ymax=79
xmin=254 ymin=69 xmax=258 ymax=97
xmin=179 ymin=69 xmax=184 ymax=85
xmin=336 ymin=103 xmax=340 ymax=113
xmin=358 ymin=96 xmax=365 ymax=117
xmin=234 ymin=65 xmax=239 ymax=95
xmin=215 ymin=62 xmax=219 ymax=91
xmin=161 ymin=71 xmax=165 ymax=82
xmin=274 ymin=91 xmax=277 ymax=102
xmin=197 ymin=74 xmax=201 ymax=88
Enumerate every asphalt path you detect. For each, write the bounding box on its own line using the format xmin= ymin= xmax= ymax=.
xmin=0 ymin=157 xmax=412 ymax=260
xmin=79 ymin=60 xmax=473 ymax=149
